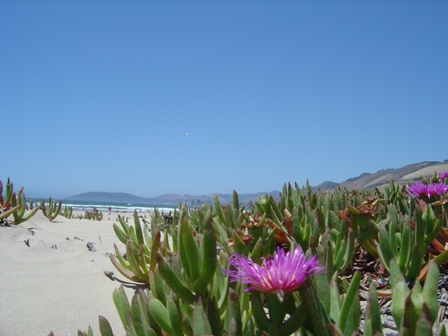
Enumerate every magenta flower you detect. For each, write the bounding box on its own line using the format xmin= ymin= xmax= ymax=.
xmin=440 ymin=172 xmax=448 ymax=181
xmin=224 ymin=247 xmax=323 ymax=299
xmin=407 ymin=182 xmax=448 ymax=199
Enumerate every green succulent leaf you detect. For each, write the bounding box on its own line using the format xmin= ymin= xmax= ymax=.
xmin=180 ymin=218 xmax=201 ymax=283
xmin=250 ymin=291 xmax=269 ymax=333
xmin=193 ymin=298 xmax=213 ymax=336
xmin=112 ymin=286 xmax=131 ymax=329
xmin=98 ymin=315 xmax=114 ymax=336
xmin=149 ymin=298 xmax=174 ymax=336
xmin=338 ymin=271 xmax=360 ymax=335
xmin=150 ymin=230 xmax=161 ymax=271
xmin=390 ymin=259 xmax=409 ymax=330
xmin=367 ymin=279 xmax=382 ymax=335
xmin=421 ymin=261 xmax=439 ymax=324
xmin=193 ymin=208 xmax=217 ymax=294
xmin=112 ymin=223 xmax=126 ymax=244
xmin=156 ymin=254 xmax=195 ymax=304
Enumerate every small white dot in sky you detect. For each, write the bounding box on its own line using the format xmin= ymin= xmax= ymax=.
xmin=185 ymin=133 xmax=189 ymax=136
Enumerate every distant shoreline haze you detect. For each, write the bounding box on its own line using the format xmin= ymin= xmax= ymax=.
xmin=30 ymin=160 xmax=448 ymax=207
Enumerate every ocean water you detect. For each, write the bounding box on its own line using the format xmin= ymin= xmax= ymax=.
xmin=34 ymin=199 xmax=176 ymax=215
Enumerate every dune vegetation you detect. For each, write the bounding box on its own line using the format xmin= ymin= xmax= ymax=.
xmin=1 ymin=173 xmax=448 ymax=335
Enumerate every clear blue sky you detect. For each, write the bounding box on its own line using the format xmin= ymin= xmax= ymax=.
xmin=1 ymin=1 xmax=447 ymax=199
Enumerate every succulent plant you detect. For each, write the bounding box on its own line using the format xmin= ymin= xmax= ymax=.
xmin=84 ymin=208 xmax=103 ymax=221
xmin=0 ymin=178 xmax=38 ymax=225
xmin=40 ymin=197 xmax=62 ymax=221
xmin=53 ymin=176 xmax=448 ymax=336
xmin=62 ymin=205 xmax=73 ymax=219
xmin=389 ymin=259 xmax=445 ymax=336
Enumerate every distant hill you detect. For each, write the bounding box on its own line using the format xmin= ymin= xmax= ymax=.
xmin=314 ymin=160 xmax=448 ymax=191
xmin=65 ymin=192 xmax=149 ymax=204
xmin=65 ymin=190 xmax=277 ymax=206
xmin=66 ymin=160 xmax=448 ymax=205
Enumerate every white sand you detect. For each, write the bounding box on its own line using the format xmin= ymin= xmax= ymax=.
xmin=0 ymin=211 xmax=142 ymax=336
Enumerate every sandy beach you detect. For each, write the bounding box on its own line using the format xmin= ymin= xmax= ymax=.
xmin=0 ymin=210 xmax=146 ymax=336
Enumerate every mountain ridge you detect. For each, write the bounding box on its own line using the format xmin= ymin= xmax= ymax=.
xmin=65 ymin=160 xmax=448 ymax=206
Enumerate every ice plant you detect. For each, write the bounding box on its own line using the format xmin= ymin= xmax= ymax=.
xmin=440 ymin=171 xmax=448 ymax=181
xmin=407 ymin=182 xmax=448 ymax=199
xmin=225 ymin=246 xmax=323 ymax=300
